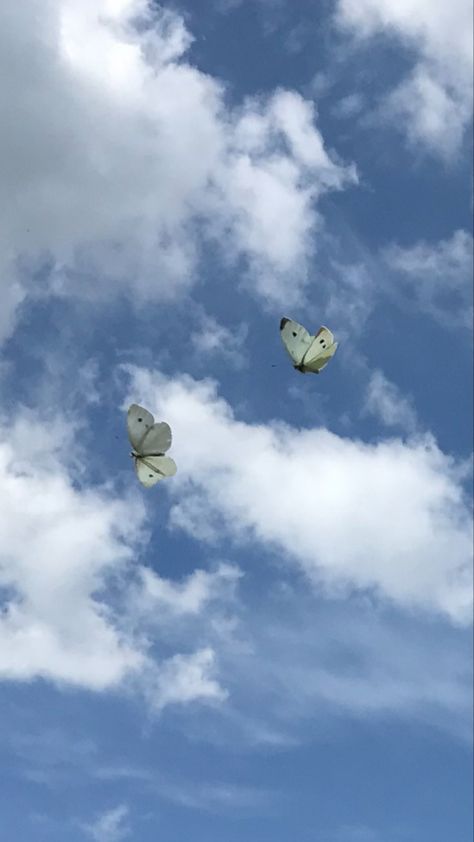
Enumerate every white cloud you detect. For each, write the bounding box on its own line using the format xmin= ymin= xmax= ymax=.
xmin=161 ymin=780 xmax=269 ymax=812
xmin=191 ymin=315 xmax=248 ymax=369
xmin=332 ymin=825 xmax=382 ymax=842
xmin=336 ymin=0 xmax=472 ymax=67
xmin=135 ymin=562 xmax=241 ymax=619
xmin=158 ymin=583 xmax=472 ymax=745
xmin=382 ymin=66 xmax=472 ymax=159
xmin=146 ymin=648 xmax=228 ymax=711
xmin=336 ymin=0 xmax=473 ymax=157
xmin=0 ymin=412 xmax=145 ymax=688
xmin=0 ymin=407 xmax=227 ymax=709
xmin=12 ymin=726 xmax=272 ymax=814
xmin=126 ymin=366 xmax=473 ymax=623
xmin=10 ymin=728 xmax=98 ymax=787
xmin=85 ymin=805 xmax=130 ymax=842
xmin=96 ymin=761 xmax=272 ymax=812
xmin=0 ymin=280 xmax=26 ymax=345
xmin=325 ymin=261 xmax=375 ymax=337
xmin=363 ymin=370 xmax=418 ymax=433
xmin=0 ymin=0 xmax=356 ymax=343
xmin=207 ymin=90 xmax=357 ymax=305
xmin=331 ymin=93 xmax=366 ymax=120
xmin=230 ymin=590 xmax=472 ymax=742
xmin=383 ymin=229 xmax=473 ymax=328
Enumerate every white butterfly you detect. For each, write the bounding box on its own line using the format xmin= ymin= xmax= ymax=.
xmin=280 ymin=317 xmax=338 ymax=373
xmin=127 ymin=403 xmax=177 ymax=488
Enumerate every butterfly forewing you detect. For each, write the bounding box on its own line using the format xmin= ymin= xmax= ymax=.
xmin=140 ymin=422 xmax=172 ymax=456
xmin=280 ymin=318 xmax=313 ymax=366
xmin=127 ymin=404 xmax=155 ymax=451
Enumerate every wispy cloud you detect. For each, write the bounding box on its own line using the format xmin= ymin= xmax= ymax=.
xmin=382 ymin=229 xmax=473 ymax=329
xmin=363 ymin=370 xmax=418 ymax=434
xmin=191 ymin=315 xmax=248 ymax=369
xmin=84 ymin=805 xmax=130 ymax=842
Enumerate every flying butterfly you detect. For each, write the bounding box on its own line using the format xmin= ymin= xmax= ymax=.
xmin=127 ymin=403 xmax=177 ymax=488
xmin=280 ymin=317 xmax=338 ymax=374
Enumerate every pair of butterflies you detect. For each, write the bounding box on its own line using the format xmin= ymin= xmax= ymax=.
xmin=128 ymin=318 xmax=338 ymax=487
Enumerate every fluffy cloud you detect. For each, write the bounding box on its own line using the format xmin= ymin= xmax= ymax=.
xmin=214 ymin=90 xmax=357 ymax=303
xmin=0 ymin=0 xmax=355 ymax=343
xmin=336 ymin=0 xmax=473 ymax=157
xmin=0 ymin=412 xmax=144 ymax=687
xmin=383 ymin=229 xmax=473 ymax=328
xmin=132 ymin=562 xmax=241 ymax=621
xmin=145 ymin=648 xmax=228 ymax=711
xmin=382 ymin=66 xmax=472 ymax=159
xmin=1 ymin=393 xmax=469 ymax=737
xmin=126 ymin=366 xmax=473 ymax=623
xmin=0 ymin=407 xmax=227 ymax=708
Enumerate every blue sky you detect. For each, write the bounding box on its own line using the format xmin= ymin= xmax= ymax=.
xmin=0 ymin=1 xmax=472 ymax=840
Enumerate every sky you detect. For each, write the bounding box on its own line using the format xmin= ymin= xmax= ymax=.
xmin=0 ymin=1 xmax=472 ymax=840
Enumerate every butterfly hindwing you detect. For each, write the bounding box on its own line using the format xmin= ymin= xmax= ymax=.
xmin=134 ymin=455 xmax=177 ymax=488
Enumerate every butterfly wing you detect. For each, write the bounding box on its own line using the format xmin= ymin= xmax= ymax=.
xmin=134 ymin=455 xmax=177 ymax=488
xmin=280 ymin=318 xmax=313 ymax=366
xmin=140 ymin=422 xmax=172 ymax=456
xmin=127 ymin=404 xmax=155 ymax=452
xmin=303 ymin=327 xmax=338 ymax=372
